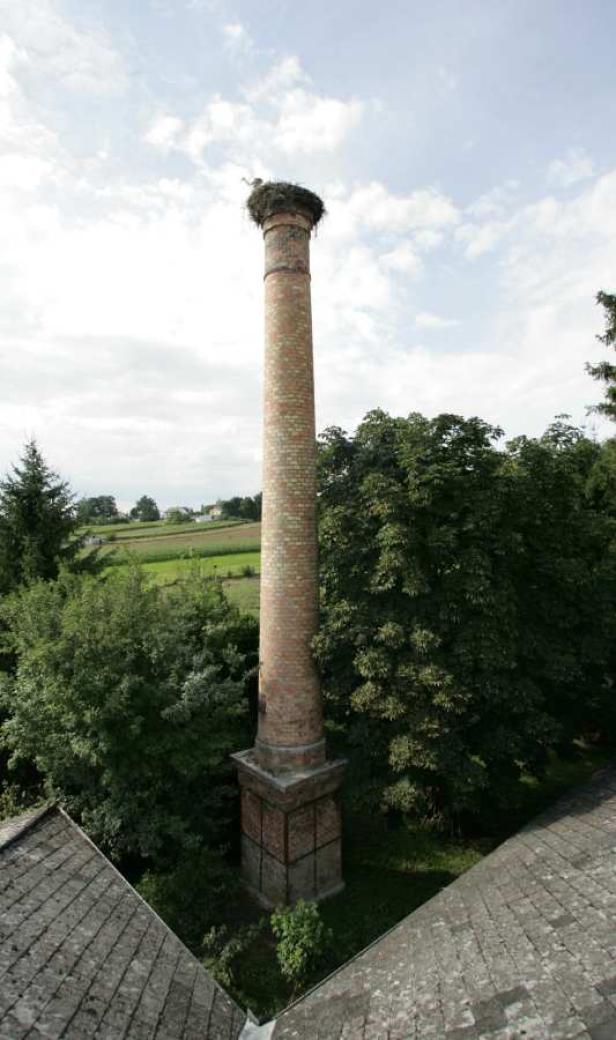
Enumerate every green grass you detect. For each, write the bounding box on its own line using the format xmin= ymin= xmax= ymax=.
xmin=97 ymin=522 xmax=261 ymax=564
xmin=223 ymin=577 xmax=261 ymax=616
xmin=108 ymin=553 xmax=262 ymax=585
xmin=106 ymin=540 xmax=260 ymax=565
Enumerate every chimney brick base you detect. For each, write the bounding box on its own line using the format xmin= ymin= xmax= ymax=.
xmin=233 ymin=751 xmax=345 ymax=908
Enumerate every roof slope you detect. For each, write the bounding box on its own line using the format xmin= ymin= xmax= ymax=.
xmin=273 ymin=765 xmax=616 ymax=1040
xmin=0 ymin=805 xmax=245 ymax=1040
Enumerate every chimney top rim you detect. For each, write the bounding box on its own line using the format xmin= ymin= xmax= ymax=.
xmin=247 ymin=181 xmax=325 ymax=228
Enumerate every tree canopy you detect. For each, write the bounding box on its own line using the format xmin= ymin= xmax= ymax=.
xmin=76 ymin=495 xmax=119 ymax=525
xmin=219 ymin=494 xmax=262 ymax=521
xmin=130 ymin=495 xmax=160 ymax=521
xmin=315 ymin=410 xmax=616 ymax=823
xmin=0 ymin=441 xmax=83 ymax=595
xmin=0 ymin=567 xmax=258 ymax=863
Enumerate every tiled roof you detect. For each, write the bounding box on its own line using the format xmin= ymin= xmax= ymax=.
xmin=272 ymin=765 xmax=616 ymax=1040
xmin=4 ymin=767 xmax=616 ymax=1040
xmin=0 ymin=806 xmax=246 ymax=1040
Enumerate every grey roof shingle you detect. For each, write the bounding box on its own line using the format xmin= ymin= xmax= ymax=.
xmin=5 ymin=766 xmax=616 ymax=1040
xmin=0 ymin=806 xmax=246 ymax=1040
xmin=272 ymin=765 xmax=616 ymax=1040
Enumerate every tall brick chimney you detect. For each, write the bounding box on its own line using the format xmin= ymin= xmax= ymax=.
xmin=233 ymin=182 xmax=344 ymax=908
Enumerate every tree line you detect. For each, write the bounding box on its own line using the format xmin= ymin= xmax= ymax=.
xmin=76 ymin=492 xmax=263 ymax=525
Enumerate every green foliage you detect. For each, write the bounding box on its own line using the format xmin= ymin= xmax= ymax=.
xmin=0 ymin=566 xmax=258 ymax=863
xmin=137 ymin=847 xmax=235 ymax=950
xmin=587 ymin=290 xmax=616 ymax=420
xmin=130 ymin=495 xmax=160 ymax=522
xmin=202 ymin=920 xmax=266 ymax=991
xmin=219 ymin=494 xmax=262 ymax=521
xmin=76 ymin=495 xmax=119 ymax=525
xmin=315 ymin=410 xmax=616 ymax=823
xmin=271 ymin=900 xmax=332 ymax=990
xmin=0 ymin=440 xmax=86 ymax=595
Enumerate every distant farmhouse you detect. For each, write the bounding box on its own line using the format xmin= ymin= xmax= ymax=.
xmin=198 ymin=502 xmax=224 ymax=521
xmin=162 ymin=506 xmax=193 ymax=522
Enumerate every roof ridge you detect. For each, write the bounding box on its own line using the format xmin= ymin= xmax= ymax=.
xmin=0 ymin=802 xmax=55 ymax=851
xmin=57 ymin=807 xmax=248 ymax=1026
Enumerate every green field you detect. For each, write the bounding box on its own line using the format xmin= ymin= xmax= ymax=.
xmin=87 ymin=518 xmax=248 ymax=539
xmin=96 ymin=515 xmax=263 ymax=612
xmin=90 ymin=520 xmax=261 ymax=565
xmin=223 ymin=576 xmax=260 ymax=615
xmin=109 ymin=553 xmax=261 ymax=585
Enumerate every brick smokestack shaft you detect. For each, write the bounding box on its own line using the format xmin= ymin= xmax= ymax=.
xmin=257 ymin=207 xmax=325 ymax=772
xmin=234 ymin=182 xmax=343 ymax=907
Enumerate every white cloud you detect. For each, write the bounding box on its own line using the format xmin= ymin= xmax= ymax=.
xmin=222 ymin=22 xmax=254 ymax=56
xmin=547 ymin=148 xmax=594 ymax=188
xmin=347 ymin=182 xmax=458 ymax=234
xmin=144 ymin=54 xmax=363 ymax=162
xmin=143 ymin=114 xmax=184 ymax=151
xmin=455 ymin=218 xmax=511 ymax=258
xmin=415 ymin=312 xmax=459 ymax=330
xmin=0 ymin=0 xmax=128 ymax=95
xmin=1 ymin=0 xmax=614 ymax=506
xmin=274 ymin=91 xmax=363 ymax=154
xmin=244 ymin=56 xmax=306 ymax=102
xmin=467 ymin=180 xmax=519 ymax=219
xmin=183 ymin=97 xmax=255 ymax=160
xmin=381 ymin=243 xmax=422 ymax=277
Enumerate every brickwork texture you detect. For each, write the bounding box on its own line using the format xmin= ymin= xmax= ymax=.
xmin=235 ymin=182 xmax=344 ymax=907
xmin=257 ymin=208 xmax=324 ymax=772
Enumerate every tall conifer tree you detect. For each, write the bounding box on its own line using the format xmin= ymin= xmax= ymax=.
xmin=0 ymin=440 xmax=82 ymax=593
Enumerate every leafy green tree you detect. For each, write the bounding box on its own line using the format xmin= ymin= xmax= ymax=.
xmin=220 ymin=496 xmax=243 ymax=519
xmin=0 ymin=440 xmax=83 ymax=595
xmin=587 ymin=291 xmax=616 ymax=420
xmin=271 ymin=900 xmax=332 ymax=992
xmin=0 ymin=567 xmax=258 ymax=862
xmin=130 ymin=495 xmax=160 ymax=522
xmin=315 ymin=410 xmax=615 ymax=823
xmin=76 ymin=495 xmax=119 ymax=524
xmin=201 ymin=920 xmax=266 ymax=991
xmin=219 ymin=494 xmax=262 ymax=521
xmin=503 ymin=418 xmax=614 ymax=744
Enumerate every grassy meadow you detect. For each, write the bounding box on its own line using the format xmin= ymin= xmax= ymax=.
xmin=88 ymin=517 xmax=262 ymax=611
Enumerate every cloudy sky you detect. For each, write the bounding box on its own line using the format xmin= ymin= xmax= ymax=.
xmin=1 ymin=0 xmax=615 ymax=509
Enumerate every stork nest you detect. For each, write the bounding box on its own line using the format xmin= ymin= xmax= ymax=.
xmin=247 ymin=181 xmax=325 ymax=228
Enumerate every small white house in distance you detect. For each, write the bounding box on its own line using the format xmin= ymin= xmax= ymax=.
xmin=200 ymin=503 xmax=223 ymax=521
xmin=195 ymin=513 xmax=213 ymax=523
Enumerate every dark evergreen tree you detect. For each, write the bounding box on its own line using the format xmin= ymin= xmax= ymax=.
xmin=587 ymin=291 xmax=616 ymax=420
xmin=0 ymin=441 xmax=83 ymax=595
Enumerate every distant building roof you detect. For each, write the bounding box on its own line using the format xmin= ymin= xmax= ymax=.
xmin=0 ymin=805 xmax=245 ymax=1040
xmin=271 ymin=765 xmax=616 ymax=1040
